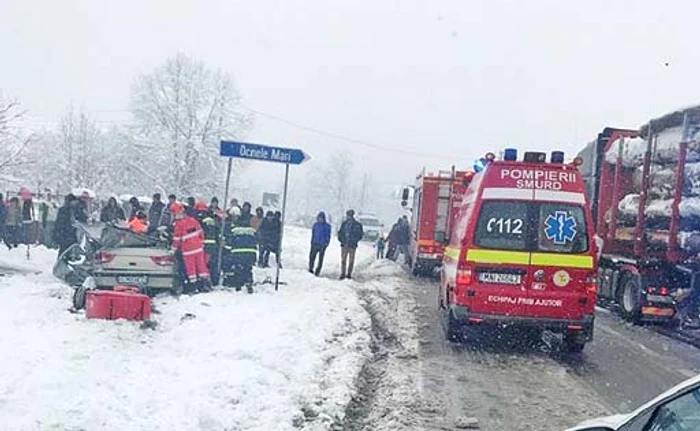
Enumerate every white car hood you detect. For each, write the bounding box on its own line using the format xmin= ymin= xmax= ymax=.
xmin=567 ymin=413 xmax=631 ymax=430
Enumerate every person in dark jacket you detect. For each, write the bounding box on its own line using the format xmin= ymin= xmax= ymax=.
xmin=185 ymin=196 xmax=197 ymax=217
xmin=5 ymin=197 xmax=21 ymax=249
xmin=338 ymin=209 xmax=364 ymax=280
xmin=159 ymin=194 xmax=177 ymax=229
xmin=100 ymin=197 xmax=126 ymax=223
xmin=309 ymin=211 xmax=331 ymax=276
xmin=53 ymin=194 xmax=80 ymax=256
xmin=222 ymin=207 xmax=258 ymax=293
xmin=22 ymin=197 xmax=36 ymax=245
xmin=257 ymin=211 xmax=277 ymax=267
xmin=0 ymin=193 xmax=5 ymax=246
xmin=385 ymin=219 xmax=400 ymax=261
xmin=128 ymin=196 xmax=142 ymax=220
xmin=148 ymin=193 xmax=165 ymax=233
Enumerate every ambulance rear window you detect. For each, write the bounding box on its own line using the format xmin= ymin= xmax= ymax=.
xmin=474 ymin=201 xmax=528 ymax=250
xmin=474 ymin=201 xmax=588 ymax=253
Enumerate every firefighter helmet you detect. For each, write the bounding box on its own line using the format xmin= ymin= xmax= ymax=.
xmin=170 ymin=202 xmax=185 ymax=215
xmin=194 ymin=201 xmax=208 ymax=211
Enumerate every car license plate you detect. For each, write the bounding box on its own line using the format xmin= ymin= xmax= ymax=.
xmin=116 ymin=275 xmax=149 ymax=286
xmin=478 ymin=272 xmax=521 ymax=285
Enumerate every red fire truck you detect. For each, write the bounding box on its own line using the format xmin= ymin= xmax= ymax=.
xmin=578 ymin=114 xmax=700 ymax=324
xmin=440 ymin=150 xmax=598 ymax=352
xmin=402 ymin=168 xmax=474 ymax=276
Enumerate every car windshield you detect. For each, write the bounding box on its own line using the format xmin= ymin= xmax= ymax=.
xmin=474 ymin=200 xmax=589 ymax=253
xmin=358 ymin=217 xmax=381 ymax=227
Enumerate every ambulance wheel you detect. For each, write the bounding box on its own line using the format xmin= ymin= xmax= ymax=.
xmin=618 ymin=272 xmax=642 ymax=323
xmin=443 ymin=309 xmax=463 ymax=342
xmin=73 ymin=285 xmax=87 ymax=310
xmin=563 ymin=334 xmax=586 ymax=354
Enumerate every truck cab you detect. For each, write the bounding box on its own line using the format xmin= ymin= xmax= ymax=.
xmin=440 ymin=149 xmax=597 ymax=352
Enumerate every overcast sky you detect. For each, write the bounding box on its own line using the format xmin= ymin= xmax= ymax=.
xmin=2 ymin=0 xmax=700 ymax=196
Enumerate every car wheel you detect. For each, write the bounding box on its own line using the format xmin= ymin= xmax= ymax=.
xmin=618 ymin=272 xmax=642 ymax=323
xmin=73 ymin=285 xmax=88 ymax=310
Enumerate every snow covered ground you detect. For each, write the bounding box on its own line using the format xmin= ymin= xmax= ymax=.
xmin=0 ymin=227 xmax=378 ymax=431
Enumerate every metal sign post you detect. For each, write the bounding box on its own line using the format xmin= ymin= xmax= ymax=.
xmin=275 ymin=163 xmax=290 ymax=290
xmin=219 ymin=140 xmax=310 ymax=291
xmin=217 ymin=158 xmax=234 ymax=281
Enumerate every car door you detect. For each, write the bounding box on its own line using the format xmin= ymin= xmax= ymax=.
xmin=616 ymin=386 xmax=700 ymax=431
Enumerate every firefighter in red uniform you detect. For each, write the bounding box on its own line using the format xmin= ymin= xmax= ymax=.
xmin=170 ymin=202 xmax=212 ymax=294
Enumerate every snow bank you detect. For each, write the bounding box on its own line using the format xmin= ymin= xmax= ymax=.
xmin=0 ymin=227 xmax=374 ymax=431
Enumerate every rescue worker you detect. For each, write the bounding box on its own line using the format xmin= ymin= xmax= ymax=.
xmin=171 ymin=202 xmax=212 ymax=294
xmin=239 ymin=202 xmax=253 ymax=227
xmin=127 ymin=211 xmax=148 ymax=234
xmin=222 ymin=206 xmax=257 ymax=293
xmin=338 ymin=209 xmax=364 ymax=280
xmin=194 ymin=201 xmax=220 ymax=286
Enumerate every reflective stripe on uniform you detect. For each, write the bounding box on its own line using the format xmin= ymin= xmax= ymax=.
xmin=203 ymin=239 xmax=217 ymax=244
xmin=182 ymin=248 xmax=204 ymax=256
xmin=466 ymin=249 xmax=530 ymax=265
xmin=230 ymin=248 xmax=257 ymax=254
xmin=181 ymin=230 xmax=201 ymax=240
xmin=530 ymin=253 xmax=593 ymax=269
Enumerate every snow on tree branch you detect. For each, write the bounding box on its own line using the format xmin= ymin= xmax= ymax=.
xmin=0 ymin=93 xmax=31 ymax=172
xmin=130 ymin=53 xmax=252 ymax=196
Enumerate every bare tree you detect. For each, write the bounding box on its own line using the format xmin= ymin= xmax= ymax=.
xmin=0 ymin=93 xmax=31 ymax=172
xmin=29 ymin=107 xmax=113 ymax=195
xmin=130 ymin=53 xmax=251 ymax=196
xmin=323 ymin=152 xmax=354 ymax=220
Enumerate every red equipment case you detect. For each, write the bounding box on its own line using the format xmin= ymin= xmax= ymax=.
xmin=85 ymin=290 xmax=151 ymax=321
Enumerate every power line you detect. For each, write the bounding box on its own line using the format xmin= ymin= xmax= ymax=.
xmin=238 ymin=104 xmax=456 ymax=160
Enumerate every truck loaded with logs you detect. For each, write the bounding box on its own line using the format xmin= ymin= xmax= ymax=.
xmin=578 ymin=106 xmax=700 ymax=328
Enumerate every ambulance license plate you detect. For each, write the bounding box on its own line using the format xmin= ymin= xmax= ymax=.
xmin=478 ymin=272 xmax=521 ymax=285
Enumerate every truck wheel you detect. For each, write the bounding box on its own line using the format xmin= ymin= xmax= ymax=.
xmin=563 ymin=334 xmax=586 ymax=354
xmin=618 ymin=273 xmax=642 ymax=323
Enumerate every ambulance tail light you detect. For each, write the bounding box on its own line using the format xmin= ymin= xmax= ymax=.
xmin=456 ymin=264 xmax=474 ymax=287
xmin=551 ymin=151 xmax=565 ymax=164
xmin=503 ymin=148 xmax=518 ymax=161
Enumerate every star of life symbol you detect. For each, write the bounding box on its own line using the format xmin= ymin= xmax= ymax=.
xmin=544 ymin=211 xmax=577 ymax=245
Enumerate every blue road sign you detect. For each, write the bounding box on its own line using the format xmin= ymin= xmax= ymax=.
xmin=220 ymin=140 xmax=310 ymax=165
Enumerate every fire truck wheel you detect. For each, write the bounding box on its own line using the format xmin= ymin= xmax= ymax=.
xmin=563 ymin=333 xmax=586 ymax=354
xmin=618 ymin=272 xmax=642 ymax=323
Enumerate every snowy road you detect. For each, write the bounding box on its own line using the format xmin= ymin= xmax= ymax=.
xmin=347 ymin=267 xmax=700 ymax=431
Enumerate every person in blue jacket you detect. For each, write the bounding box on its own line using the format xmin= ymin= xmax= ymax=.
xmin=309 ymin=211 xmax=331 ymax=276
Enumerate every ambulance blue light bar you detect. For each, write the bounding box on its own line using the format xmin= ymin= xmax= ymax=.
xmin=503 ymin=148 xmax=518 ymax=161
xmin=551 ymin=151 xmax=565 ymax=164
xmin=473 ymin=157 xmax=488 ymax=173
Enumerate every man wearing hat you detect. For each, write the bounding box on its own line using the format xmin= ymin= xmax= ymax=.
xmin=337 ymin=209 xmax=364 ymax=280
